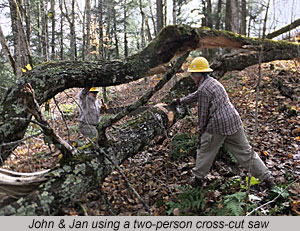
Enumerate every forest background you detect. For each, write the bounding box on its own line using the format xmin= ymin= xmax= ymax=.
xmin=0 ymin=0 xmax=299 ymax=216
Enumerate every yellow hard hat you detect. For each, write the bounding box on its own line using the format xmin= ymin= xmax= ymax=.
xmin=89 ymin=87 xmax=100 ymax=92
xmin=188 ymin=57 xmax=213 ymax=72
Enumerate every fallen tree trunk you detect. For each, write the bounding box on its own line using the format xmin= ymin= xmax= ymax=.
xmin=0 ymin=25 xmax=299 ymax=161
xmin=0 ymin=103 xmax=187 ymax=215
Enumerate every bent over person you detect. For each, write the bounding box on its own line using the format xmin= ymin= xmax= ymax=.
xmin=78 ymin=87 xmax=106 ymax=141
xmin=172 ymin=57 xmax=275 ymax=188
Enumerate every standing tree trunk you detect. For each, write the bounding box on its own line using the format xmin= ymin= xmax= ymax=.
xmin=230 ymin=0 xmax=239 ymax=33
xmin=85 ymin=0 xmax=91 ymax=60
xmin=207 ymin=0 xmax=213 ymax=28
xmin=41 ymin=0 xmax=49 ymax=61
xmin=156 ymin=0 xmax=163 ymax=33
xmin=225 ymin=0 xmax=231 ymax=31
xmin=59 ymin=0 xmax=64 ymax=60
xmin=105 ymin=1 xmax=113 ymax=60
xmin=24 ymin=0 xmax=31 ymax=45
xmin=112 ymin=7 xmax=119 ymax=58
xmin=139 ymin=0 xmax=146 ymax=48
xmin=64 ymin=0 xmax=77 ymax=61
xmin=172 ymin=0 xmax=176 ymax=24
xmin=123 ymin=0 xmax=128 ymax=57
xmin=215 ymin=0 xmax=223 ymax=30
xmin=9 ymin=0 xmax=32 ymax=76
xmin=240 ymin=0 xmax=247 ymax=35
xmin=98 ymin=0 xmax=105 ymax=59
xmin=50 ymin=0 xmax=56 ymax=60
xmin=36 ymin=0 xmax=42 ymax=57
xmin=164 ymin=0 xmax=167 ymax=26
xmin=145 ymin=18 xmax=153 ymax=42
xmin=71 ymin=0 xmax=76 ymax=60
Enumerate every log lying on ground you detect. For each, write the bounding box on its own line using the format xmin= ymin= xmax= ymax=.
xmin=1 ymin=24 xmax=299 ymax=162
xmin=0 ymin=104 xmax=187 ymax=215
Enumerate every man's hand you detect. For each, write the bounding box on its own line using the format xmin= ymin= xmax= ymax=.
xmin=100 ymin=104 xmax=108 ymax=113
xmin=100 ymin=98 xmax=108 ymax=113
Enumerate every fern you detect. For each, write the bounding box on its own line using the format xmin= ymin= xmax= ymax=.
xmin=219 ymin=192 xmax=246 ymax=216
xmin=170 ymin=133 xmax=197 ymax=160
xmin=167 ymin=185 xmax=206 ymax=215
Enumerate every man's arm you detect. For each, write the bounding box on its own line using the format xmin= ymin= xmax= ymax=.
xmin=179 ymin=90 xmax=199 ymax=105
xmin=79 ymin=88 xmax=89 ymax=109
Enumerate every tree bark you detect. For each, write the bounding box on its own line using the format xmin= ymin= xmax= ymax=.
xmin=0 ymin=25 xmax=299 ymax=164
xmin=59 ymin=0 xmax=64 ymax=60
xmin=84 ymin=0 xmax=91 ymax=59
xmin=64 ymin=0 xmax=76 ymax=61
xmin=98 ymin=0 xmax=105 ymax=58
xmin=215 ymin=0 xmax=222 ymax=30
xmin=9 ymin=0 xmax=32 ymax=76
xmin=266 ymin=18 xmax=300 ymax=39
xmin=0 ymin=104 xmax=187 ymax=215
xmin=156 ymin=0 xmax=163 ymax=33
xmin=41 ymin=0 xmax=49 ymax=61
xmin=240 ymin=0 xmax=247 ymax=35
xmin=230 ymin=0 xmax=239 ymax=33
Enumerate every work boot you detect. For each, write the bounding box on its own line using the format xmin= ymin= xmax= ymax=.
xmin=264 ymin=176 xmax=276 ymax=188
xmin=189 ymin=177 xmax=203 ymax=188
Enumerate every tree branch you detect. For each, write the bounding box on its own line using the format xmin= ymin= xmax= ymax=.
xmin=266 ymin=18 xmax=300 ymax=39
xmin=22 ymin=83 xmax=75 ymax=159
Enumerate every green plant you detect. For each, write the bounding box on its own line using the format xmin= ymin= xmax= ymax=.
xmin=268 ymin=186 xmax=291 ymax=215
xmin=61 ymin=104 xmax=77 ymax=116
xmin=221 ymin=176 xmax=242 ymax=190
xmin=240 ymin=176 xmax=261 ymax=190
xmin=166 ymin=185 xmax=206 ymax=215
xmin=170 ymin=133 xmax=197 ymax=160
xmin=218 ymin=192 xmax=246 ymax=216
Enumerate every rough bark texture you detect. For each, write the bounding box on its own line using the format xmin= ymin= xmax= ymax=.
xmin=1 ymin=25 xmax=299 ymax=162
xmin=0 ymin=105 xmax=187 ymax=215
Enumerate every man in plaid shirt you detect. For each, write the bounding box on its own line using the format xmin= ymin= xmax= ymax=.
xmin=173 ymin=57 xmax=275 ymax=188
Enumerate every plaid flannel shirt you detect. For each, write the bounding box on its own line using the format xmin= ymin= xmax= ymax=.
xmin=180 ymin=76 xmax=242 ymax=137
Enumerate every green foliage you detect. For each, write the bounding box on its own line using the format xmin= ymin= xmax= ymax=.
xmin=268 ymin=186 xmax=291 ymax=215
xmin=218 ymin=192 xmax=246 ymax=216
xmin=269 ymin=186 xmax=290 ymax=200
xmin=221 ymin=176 xmax=241 ymax=190
xmin=167 ymin=185 xmax=206 ymax=215
xmin=61 ymin=104 xmax=77 ymax=117
xmin=240 ymin=176 xmax=261 ymax=190
xmin=25 ymin=123 xmax=42 ymax=136
xmin=170 ymin=133 xmax=198 ymax=160
xmin=0 ymin=62 xmax=15 ymax=100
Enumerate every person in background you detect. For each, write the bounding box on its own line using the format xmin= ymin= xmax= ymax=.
xmin=78 ymin=87 xmax=107 ymax=141
xmin=171 ymin=57 xmax=275 ymax=188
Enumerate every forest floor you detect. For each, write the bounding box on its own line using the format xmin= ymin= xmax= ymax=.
xmin=2 ymin=60 xmax=300 ymax=216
